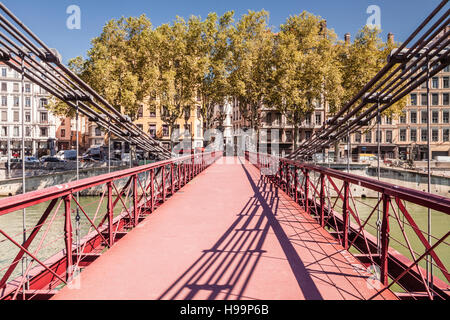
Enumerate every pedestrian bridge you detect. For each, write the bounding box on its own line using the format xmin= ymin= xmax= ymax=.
xmin=0 ymin=153 xmax=448 ymax=300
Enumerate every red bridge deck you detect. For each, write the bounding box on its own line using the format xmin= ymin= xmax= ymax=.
xmin=53 ymin=157 xmax=397 ymax=300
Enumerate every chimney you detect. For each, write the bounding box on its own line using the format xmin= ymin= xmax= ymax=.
xmin=387 ymin=32 xmax=394 ymax=44
xmin=344 ymin=33 xmax=351 ymax=45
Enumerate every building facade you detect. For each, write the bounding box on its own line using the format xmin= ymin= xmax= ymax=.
xmin=0 ymin=63 xmax=57 ymax=158
xmin=347 ymin=64 xmax=450 ymax=161
xmin=133 ymin=101 xmax=204 ymax=152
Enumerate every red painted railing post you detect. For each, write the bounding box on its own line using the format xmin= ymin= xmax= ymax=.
xmin=320 ymin=173 xmax=325 ymax=228
xmin=178 ymin=164 xmax=182 ymax=190
xmin=162 ymin=166 xmax=166 ymax=203
xmin=171 ymin=163 xmax=175 ymax=195
xmin=343 ymin=181 xmax=350 ymax=249
xmin=184 ymin=162 xmax=187 ymax=186
xmin=150 ymin=169 xmax=155 ymax=212
xmin=107 ymin=182 xmax=114 ymax=246
xmin=133 ymin=174 xmax=138 ymax=227
xmin=294 ymin=166 xmax=298 ymax=203
xmin=286 ymin=163 xmax=290 ymax=196
xmin=381 ymin=193 xmax=390 ymax=286
xmin=304 ymin=169 xmax=310 ymax=214
xmin=64 ymin=194 xmax=73 ymax=282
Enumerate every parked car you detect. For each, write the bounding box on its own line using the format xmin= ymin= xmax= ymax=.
xmin=82 ymin=146 xmax=104 ymax=161
xmin=25 ymin=156 xmax=39 ymax=163
xmin=40 ymin=156 xmax=65 ymax=163
xmin=56 ymin=150 xmax=77 ymax=161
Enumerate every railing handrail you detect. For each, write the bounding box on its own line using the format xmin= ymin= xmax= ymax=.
xmin=246 ymin=151 xmax=450 ymax=215
xmin=0 ymin=152 xmax=217 ymax=217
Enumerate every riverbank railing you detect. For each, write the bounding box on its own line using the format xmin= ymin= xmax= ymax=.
xmin=245 ymin=151 xmax=449 ymax=300
xmin=0 ymin=151 xmax=222 ymax=300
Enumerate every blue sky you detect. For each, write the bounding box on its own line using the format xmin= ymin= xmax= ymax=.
xmin=2 ymin=0 xmax=445 ymax=63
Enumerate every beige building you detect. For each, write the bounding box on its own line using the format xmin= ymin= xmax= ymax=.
xmin=346 ymin=63 xmax=450 ymax=161
xmin=134 ymin=101 xmax=204 ymax=152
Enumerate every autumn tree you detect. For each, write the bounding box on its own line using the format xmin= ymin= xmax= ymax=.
xmin=228 ymin=10 xmax=275 ymax=144
xmin=268 ymin=12 xmax=343 ymax=149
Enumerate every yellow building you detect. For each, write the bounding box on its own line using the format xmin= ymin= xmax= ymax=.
xmin=134 ymin=102 xmax=204 ymax=152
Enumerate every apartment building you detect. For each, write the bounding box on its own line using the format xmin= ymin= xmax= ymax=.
xmin=0 ymin=63 xmax=57 ymax=158
xmin=55 ymin=116 xmax=89 ymax=152
xmin=134 ymin=101 xmax=204 ymax=152
xmin=347 ymin=62 xmax=450 ymax=161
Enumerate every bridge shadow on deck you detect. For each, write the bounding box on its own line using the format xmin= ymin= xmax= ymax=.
xmin=158 ymin=158 xmax=324 ymax=300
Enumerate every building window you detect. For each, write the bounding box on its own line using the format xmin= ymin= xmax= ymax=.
xmin=149 ymin=124 xmax=156 ymax=138
xmin=13 ymin=83 xmax=19 ymax=92
xmin=421 ymin=110 xmax=428 ymax=124
xmin=137 ymin=106 xmax=143 ymax=118
xmin=40 ymin=127 xmax=48 ymax=137
xmin=385 ymin=117 xmax=392 ymax=125
xmin=13 ymin=96 xmax=19 ymax=107
xmin=149 ymin=106 xmax=156 ymax=118
xmin=1 ymin=110 xmax=6 ymax=122
xmin=25 ymin=97 xmax=31 ymax=108
xmin=13 ymin=111 xmax=19 ymax=122
xmin=410 ymin=111 xmax=417 ymax=123
xmin=376 ymin=130 xmax=382 ymax=143
xmin=95 ymin=127 xmax=101 ymax=136
xmin=432 ymin=93 xmax=439 ymax=106
xmin=432 ymin=77 xmax=439 ymax=89
xmin=443 ymin=93 xmax=449 ymax=105
xmin=305 ymin=115 xmax=311 ymax=125
xmin=410 ymin=94 xmax=417 ymax=106
xmin=25 ymin=112 xmax=30 ymax=122
xmin=443 ymin=76 xmax=449 ymax=89
xmin=445 ymin=66 xmax=450 ymax=72
xmin=421 ymin=93 xmax=427 ymax=106
xmin=61 ymin=129 xmax=66 ymax=137
xmin=184 ymin=107 xmax=190 ymax=119
xmin=1 ymin=96 xmax=6 ymax=107
xmin=432 ymin=110 xmax=439 ymax=124
xmin=162 ymin=125 xmax=169 ymax=137
xmin=421 ymin=128 xmax=428 ymax=142
xmin=444 ymin=129 xmax=450 ymax=142
xmin=1 ymin=83 xmax=6 ymax=92
xmin=13 ymin=126 xmax=19 ymax=137
xmin=266 ymin=112 xmax=272 ymax=125
xmin=25 ymin=83 xmax=31 ymax=93
xmin=400 ymin=112 xmax=406 ymax=124
xmin=400 ymin=129 xmax=406 ymax=142
xmin=315 ymin=113 xmax=322 ymax=126
xmin=355 ymin=132 xmax=361 ymax=143
xmin=365 ymin=132 xmax=372 ymax=143
xmin=386 ymin=130 xmax=392 ymax=143
xmin=305 ymin=131 xmax=311 ymax=140
xmin=1 ymin=68 xmax=6 ymax=77
xmin=25 ymin=127 xmax=31 ymax=137
xmin=444 ymin=110 xmax=449 ymax=124
xmin=40 ymin=112 xmax=48 ymax=123
xmin=1 ymin=126 xmax=7 ymax=136
xmin=432 ymin=128 xmax=439 ymax=142
xmin=410 ymin=129 xmax=417 ymax=142
xmin=39 ymin=98 xmax=48 ymax=108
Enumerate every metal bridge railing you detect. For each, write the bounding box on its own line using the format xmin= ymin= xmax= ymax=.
xmin=0 ymin=151 xmax=222 ymax=300
xmin=245 ymin=151 xmax=449 ymax=300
